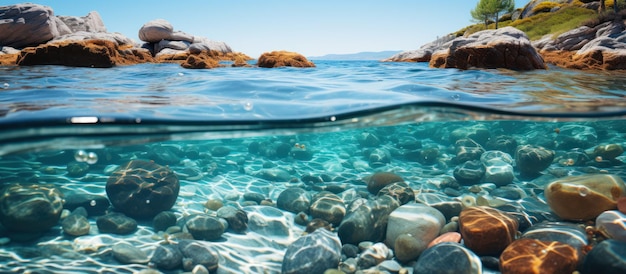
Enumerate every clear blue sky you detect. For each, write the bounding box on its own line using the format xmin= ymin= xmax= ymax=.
xmin=4 ymin=0 xmax=529 ymax=57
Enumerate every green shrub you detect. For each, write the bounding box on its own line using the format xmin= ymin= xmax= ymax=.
xmin=531 ymin=2 xmax=562 ymax=14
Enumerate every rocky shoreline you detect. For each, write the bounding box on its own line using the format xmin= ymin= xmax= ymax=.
xmin=0 ymin=3 xmax=314 ymax=69
xmin=385 ymin=1 xmax=626 ymax=70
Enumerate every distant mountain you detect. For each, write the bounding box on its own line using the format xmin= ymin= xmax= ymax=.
xmin=308 ymin=50 xmax=403 ymax=60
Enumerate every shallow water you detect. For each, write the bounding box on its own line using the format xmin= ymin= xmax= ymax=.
xmin=1 ymin=61 xmax=626 ymax=273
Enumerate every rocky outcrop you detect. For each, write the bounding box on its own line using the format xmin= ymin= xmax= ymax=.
xmin=16 ymin=40 xmax=153 ymax=68
xmin=58 ymin=11 xmax=106 ymax=33
xmin=429 ymin=26 xmax=546 ymax=70
xmin=257 ymin=51 xmax=315 ymax=68
xmin=383 ymin=35 xmax=455 ymax=62
xmin=536 ymin=21 xmax=626 ymax=70
xmin=138 ymin=19 xmax=232 ymax=60
xmin=0 ymin=4 xmax=71 ymax=48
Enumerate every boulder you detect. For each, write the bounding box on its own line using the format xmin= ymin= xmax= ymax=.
xmin=181 ymin=51 xmax=220 ymax=69
xmin=139 ymin=19 xmax=174 ymax=43
xmin=383 ymin=34 xmax=455 ymax=62
xmin=106 ymin=159 xmax=180 ymax=219
xmin=430 ymin=26 xmax=546 ymax=70
xmin=458 ymin=206 xmax=518 ymax=256
xmin=0 ymin=183 xmax=64 ymax=233
xmin=16 ymin=39 xmax=153 ymax=67
xmin=0 ymin=3 xmax=71 ymax=48
xmin=282 ymin=228 xmax=341 ymax=274
xmin=57 ymin=11 xmax=106 ymax=33
xmin=190 ymin=36 xmax=233 ymax=54
xmin=257 ymin=51 xmax=315 ymax=68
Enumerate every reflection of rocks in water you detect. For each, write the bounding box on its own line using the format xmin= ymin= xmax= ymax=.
xmin=0 ymin=183 xmax=64 ymax=233
xmin=106 ymin=159 xmax=180 ymax=219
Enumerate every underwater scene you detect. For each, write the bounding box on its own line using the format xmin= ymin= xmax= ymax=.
xmin=1 ymin=61 xmax=626 ymax=274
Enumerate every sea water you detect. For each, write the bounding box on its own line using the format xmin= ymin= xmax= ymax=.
xmin=0 ymin=61 xmax=626 ymax=273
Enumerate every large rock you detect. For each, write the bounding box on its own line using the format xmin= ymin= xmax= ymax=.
xmin=0 ymin=183 xmax=64 ymax=233
xmin=430 ymin=26 xmax=546 ymax=70
xmin=106 ymin=160 xmax=180 ymax=219
xmin=281 ymin=228 xmax=341 ymax=274
xmin=257 ymin=51 xmax=315 ymax=68
xmin=582 ymin=239 xmax=626 ymax=274
xmin=500 ymin=238 xmax=579 ymax=274
xmin=337 ymin=195 xmax=400 ymax=245
xmin=138 ymin=19 xmax=193 ymax=43
xmin=544 ymin=174 xmax=626 ymax=220
xmin=0 ymin=3 xmax=71 ymax=48
xmin=413 ymin=243 xmax=482 ymax=274
xmin=387 ymin=203 xmax=445 ymax=262
xmin=16 ymin=39 xmax=153 ymax=67
xmin=383 ymin=34 xmax=456 ymax=62
xmin=57 ymin=11 xmax=106 ymax=33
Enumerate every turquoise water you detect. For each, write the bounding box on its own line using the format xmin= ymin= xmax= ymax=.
xmin=1 ymin=61 xmax=626 ymax=273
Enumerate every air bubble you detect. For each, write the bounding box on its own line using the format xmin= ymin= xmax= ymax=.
xmin=578 ymin=186 xmax=590 ymax=197
xmin=2 ymin=83 xmax=8 ymax=89
xmin=177 ymin=72 xmax=184 ymax=76
xmin=86 ymin=152 xmax=98 ymax=164
xmin=243 ymin=102 xmax=253 ymax=111
xmin=90 ymin=200 xmax=96 ymax=207
xmin=74 ymin=150 xmax=88 ymax=162
xmin=452 ymin=94 xmax=461 ymax=101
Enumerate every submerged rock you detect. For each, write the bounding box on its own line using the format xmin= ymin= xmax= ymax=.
xmin=282 ymin=228 xmax=341 ymax=274
xmin=0 ymin=183 xmax=64 ymax=233
xmin=582 ymin=239 xmax=626 ymax=274
xmin=337 ymin=195 xmax=400 ymax=245
xmin=96 ymin=212 xmax=137 ymax=235
xmin=458 ymin=206 xmax=518 ymax=256
xmin=515 ymin=145 xmax=554 ymax=177
xmin=500 ymin=238 xmax=579 ymax=274
xmin=106 ymin=159 xmax=180 ymax=219
xmin=61 ymin=207 xmax=90 ymax=236
xmin=413 ymin=242 xmax=482 ymax=274
xmin=386 ymin=203 xmax=445 ymax=261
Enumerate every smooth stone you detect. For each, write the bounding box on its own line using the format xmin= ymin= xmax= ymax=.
xmin=138 ymin=19 xmax=173 ymax=43
xmin=337 ymin=195 xmax=399 ymax=245
xmin=63 ymin=194 xmax=110 ymax=216
xmin=413 ymin=242 xmax=482 ymax=274
xmin=378 ymin=260 xmax=402 ymax=273
xmin=482 ymin=159 xmax=514 ymax=186
xmin=210 ymin=146 xmax=230 ymax=157
xmin=415 ymin=192 xmax=463 ymax=221
xmin=282 ymin=228 xmax=341 ymax=274
xmin=309 ymin=192 xmax=346 ymax=226
xmin=480 ymin=150 xmax=513 ymax=164
xmin=544 ymin=174 xmax=626 ymax=220
xmin=385 ymin=203 xmax=445 ymax=251
xmin=450 ymin=124 xmax=491 ymax=145
xmin=368 ymin=148 xmax=391 ymax=167
xmin=455 ymin=138 xmax=485 ymax=163
xmin=555 ymin=124 xmax=597 ymax=150
xmin=378 ymin=182 xmax=415 ymax=205
xmin=366 ymin=172 xmax=404 ymax=195
xmin=276 ymin=187 xmax=311 ymax=214
xmin=459 ymin=206 xmax=518 ymax=256
xmin=106 ymin=160 xmax=180 ymax=219
xmin=66 ymin=161 xmax=90 ymax=177
xmin=246 ymin=206 xmax=291 ymax=237
xmin=0 ymin=183 xmax=64 ymax=233
xmin=594 ymin=144 xmax=624 ymax=160
xmin=486 ymin=135 xmax=518 ymax=156
xmin=153 ymin=211 xmax=177 ymax=232
xmin=453 ymin=160 xmax=485 ymax=185
xmin=356 ymin=131 xmax=380 ymax=147
xmin=581 ymin=239 xmax=626 ymax=274
xmin=521 ymin=222 xmax=587 ymax=257
xmin=243 ymin=192 xmax=266 ymax=204
xmin=151 ymin=244 xmax=183 ymax=270
xmin=185 ymin=215 xmax=225 ymax=241
xmin=394 ymin=233 xmax=422 ymax=263
xmin=112 ymin=242 xmax=149 ymax=264
xmin=427 ymin=232 xmax=462 ymax=248
xmin=192 ymin=265 xmax=209 ymax=274
xmin=96 ymin=213 xmax=138 ymax=235
xmin=61 ymin=207 xmax=90 ymax=236
xmin=500 ymin=238 xmax=578 ymax=274
xmin=357 ymin=242 xmax=390 ymax=269
xmin=490 ymin=187 xmax=523 ymax=200
xmin=178 ymin=240 xmax=219 ymax=272
xmin=342 ymin=244 xmax=359 ymax=258
xmin=216 ymin=206 xmax=248 ymax=233
xmin=291 ymin=146 xmax=313 ymax=161
xmin=596 ymin=210 xmax=626 ymax=242
xmin=255 ymin=167 xmax=293 ymax=181
xmin=515 ymin=145 xmax=554 ymax=176
xmin=338 ymin=257 xmax=357 ymax=274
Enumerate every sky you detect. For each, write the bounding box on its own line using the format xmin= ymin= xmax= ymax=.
xmin=4 ymin=0 xmax=530 ymax=57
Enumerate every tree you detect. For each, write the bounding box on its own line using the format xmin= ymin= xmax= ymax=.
xmin=471 ymin=0 xmax=515 ymax=29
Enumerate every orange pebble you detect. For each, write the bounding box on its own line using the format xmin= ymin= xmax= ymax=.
xmin=618 ymin=196 xmax=626 ymax=214
xmin=427 ymin=232 xmax=462 ymax=248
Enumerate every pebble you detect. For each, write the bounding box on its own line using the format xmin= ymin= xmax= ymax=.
xmin=112 ymin=242 xmax=149 ymax=264
xmin=338 ymin=257 xmax=357 ymax=274
xmin=342 ymin=244 xmax=359 ymax=258
xmin=427 ymin=232 xmax=462 ymax=248
xmin=500 ymin=238 xmax=578 ymax=274
xmin=151 ymin=244 xmax=183 ymax=270
xmin=385 ymin=203 xmax=445 ymax=252
xmin=66 ymin=161 xmax=90 ymax=177
xmin=178 ymin=239 xmax=219 ymax=272
xmin=282 ymin=228 xmax=342 ymax=274
xmin=366 ymin=172 xmax=404 ymax=194
xmin=454 ymin=138 xmax=485 ymax=163
xmin=309 ymin=192 xmax=346 ymax=226
xmin=185 ymin=215 xmax=225 ymax=241
xmin=515 ymin=145 xmax=554 ymax=177
xmin=337 ymin=195 xmax=399 ymax=245
xmin=96 ymin=213 xmax=138 ymax=235
xmin=521 ymin=222 xmax=587 ymax=256
xmin=596 ymin=210 xmax=626 ymax=242
xmin=216 ymin=206 xmax=248 ymax=233
xmin=277 ymin=187 xmax=312 ymax=214
xmin=61 ymin=207 xmax=91 ymax=236
xmin=458 ymin=206 xmax=518 ymax=256
xmin=413 ymin=242 xmax=481 ymax=274
xmin=453 ymin=160 xmax=485 ymax=185
xmin=544 ymin=174 xmax=626 ymax=220
xmin=153 ymin=211 xmax=177 ymax=232
xmin=357 ymin=242 xmax=390 ymax=269
xmin=378 ymin=182 xmax=415 ymax=205
xmin=581 ymin=239 xmax=626 ymax=274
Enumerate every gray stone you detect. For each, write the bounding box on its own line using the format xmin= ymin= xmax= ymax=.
xmin=555 ymin=124 xmax=597 ymax=149
xmin=153 ymin=211 xmax=177 ymax=232
xmin=155 ymin=40 xmax=190 ymax=54
xmin=96 ymin=213 xmax=137 ymax=235
xmin=61 ymin=207 xmax=90 ymax=236
xmin=0 ymin=3 xmax=70 ymax=48
xmin=357 ymin=242 xmax=390 ymax=269
xmin=309 ymin=192 xmax=346 ymax=226
xmin=281 ymin=228 xmax=341 ymax=274
xmin=178 ymin=240 xmax=219 ymax=272
xmin=515 ymin=145 xmax=554 ymax=176
xmin=151 ymin=244 xmax=183 ymax=270
xmin=522 ymin=221 xmax=587 ymax=258
xmin=453 ymin=160 xmax=485 ymax=185
xmin=185 ymin=215 xmax=225 ymax=241
xmin=189 ymin=37 xmax=233 ymax=54
xmin=50 ymin=31 xmax=135 ymax=46
xmin=413 ymin=242 xmax=482 ymax=274
xmin=216 ymin=206 xmax=248 ymax=233
xmin=337 ymin=195 xmax=400 ymax=245
xmin=0 ymin=183 xmax=64 ymax=233
xmin=276 ymin=187 xmax=311 ymax=214
xmin=57 ymin=11 xmax=106 ymax=33
xmin=138 ymin=19 xmax=174 ymax=43
xmin=582 ymin=239 xmax=626 ymax=274
xmin=112 ymin=242 xmax=149 ymax=264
